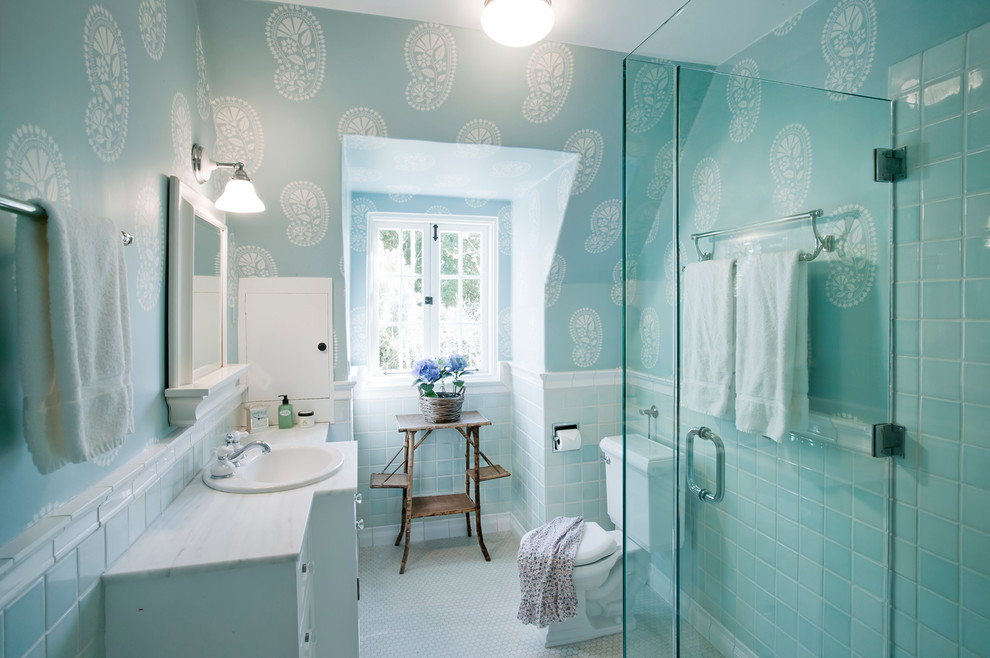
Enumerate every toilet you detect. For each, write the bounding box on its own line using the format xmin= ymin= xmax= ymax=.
xmin=542 ymin=433 xmax=675 ymax=648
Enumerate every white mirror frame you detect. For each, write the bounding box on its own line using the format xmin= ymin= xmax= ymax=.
xmin=165 ymin=176 xmax=249 ymax=426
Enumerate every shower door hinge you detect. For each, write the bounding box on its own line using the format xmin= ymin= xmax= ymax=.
xmin=874 ymin=147 xmax=907 ymax=182
xmin=872 ymin=423 xmax=905 ymax=458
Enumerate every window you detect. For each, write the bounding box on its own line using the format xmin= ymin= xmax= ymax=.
xmin=367 ymin=213 xmax=497 ymax=381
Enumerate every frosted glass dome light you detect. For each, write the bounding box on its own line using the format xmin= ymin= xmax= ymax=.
xmin=481 ymin=0 xmax=554 ymax=48
xmin=215 ymin=168 xmax=265 ymax=214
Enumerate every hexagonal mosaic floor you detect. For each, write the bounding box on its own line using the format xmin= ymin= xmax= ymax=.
xmin=358 ymin=531 xmax=721 ymax=657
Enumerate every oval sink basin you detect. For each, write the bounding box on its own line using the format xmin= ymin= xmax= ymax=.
xmin=203 ymin=444 xmax=345 ymax=493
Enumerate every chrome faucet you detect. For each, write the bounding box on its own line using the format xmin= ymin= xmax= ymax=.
xmin=227 ymin=440 xmax=272 ymax=463
xmin=639 ymin=405 xmax=658 ymax=419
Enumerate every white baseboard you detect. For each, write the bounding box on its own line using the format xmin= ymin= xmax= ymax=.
xmin=647 ymin=562 xmax=757 ymax=658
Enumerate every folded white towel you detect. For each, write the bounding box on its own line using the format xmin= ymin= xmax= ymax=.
xmin=682 ymin=259 xmax=736 ymax=419
xmin=16 ymin=201 xmax=133 ymax=473
xmin=734 ymin=250 xmax=809 ymax=442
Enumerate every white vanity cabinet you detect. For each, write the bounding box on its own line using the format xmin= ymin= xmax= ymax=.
xmin=103 ymin=434 xmax=357 ymax=658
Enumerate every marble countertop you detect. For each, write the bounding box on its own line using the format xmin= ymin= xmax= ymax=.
xmin=104 ymin=425 xmax=356 ymax=581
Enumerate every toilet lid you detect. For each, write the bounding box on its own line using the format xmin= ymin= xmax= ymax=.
xmin=573 ymin=522 xmax=618 ymax=566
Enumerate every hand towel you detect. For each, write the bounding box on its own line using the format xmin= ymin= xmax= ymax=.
xmin=734 ymin=250 xmax=809 ymax=442
xmin=16 ymin=201 xmax=134 ymax=473
xmin=682 ymin=258 xmax=736 ymax=419
xmin=517 ymin=516 xmax=585 ymax=628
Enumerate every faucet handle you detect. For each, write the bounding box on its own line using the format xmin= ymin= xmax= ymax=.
xmin=225 ymin=430 xmax=249 ymax=447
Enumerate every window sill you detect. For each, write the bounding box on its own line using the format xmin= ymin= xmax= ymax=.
xmin=351 ymin=363 xmax=510 ymax=400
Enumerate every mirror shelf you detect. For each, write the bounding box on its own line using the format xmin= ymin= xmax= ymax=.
xmin=164 ymin=363 xmax=251 ymax=427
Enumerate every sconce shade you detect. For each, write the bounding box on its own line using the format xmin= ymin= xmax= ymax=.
xmin=215 ymin=168 xmax=266 ymax=213
xmin=481 ymin=0 xmax=554 ymax=47
xmin=191 ymin=143 xmax=265 ymax=214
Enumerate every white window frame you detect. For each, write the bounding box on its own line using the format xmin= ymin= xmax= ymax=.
xmin=366 ymin=212 xmax=498 ymax=385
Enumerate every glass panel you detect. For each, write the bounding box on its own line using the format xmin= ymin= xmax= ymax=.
xmin=440 ymin=230 xmax=459 ymax=275
xmin=463 ymin=279 xmax=481 ymax=322
xmin=624 ymin=59 xmax=892 ymax=657
xmin=463 ymin=232 xmax=481 ymax=275
xmin=439 ymin=279 xmax=459 ymax=323
xmin=375 ymin=225 xmax=425 ymax=372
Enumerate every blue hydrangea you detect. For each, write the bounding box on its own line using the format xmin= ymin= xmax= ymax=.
xmin=446 ymin=353 xmax=468 ymax=373
xmin=412 ymin=358 xmax=441 ymax=383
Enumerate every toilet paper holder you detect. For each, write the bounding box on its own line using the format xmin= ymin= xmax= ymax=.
xmin=552 ymin=423 xmax=580 ymax=452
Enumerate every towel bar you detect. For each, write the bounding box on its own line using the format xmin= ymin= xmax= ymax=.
xmin=1 ymin=192 xmax=134 ymax=245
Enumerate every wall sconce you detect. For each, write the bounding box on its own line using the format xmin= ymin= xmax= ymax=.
xmin=191 ymin=143 xmax=266 ymax=214
xmin=481 ymin=0 xmax=554 ymax=48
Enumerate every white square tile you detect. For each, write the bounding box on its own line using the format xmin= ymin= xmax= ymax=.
xmin=76 ymin=528 xmax=105 ymax=594
xmin=78 ymin=582 xmax=104 ymax=651
xmin=47 ymin=605 xmax=79 ymax=658
xmin=127 ymin=493 xmax=147 ymax=545
xmin=105 ymin=512 xmax=130 ymax=566
xmin=4 ymin=580 xmax=44 ymax=658
xmin=45 ymin=553 xmax=77 ymax=630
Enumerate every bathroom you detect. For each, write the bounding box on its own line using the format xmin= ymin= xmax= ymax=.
xmin=1 ymin=0 xmax=989 ymax=655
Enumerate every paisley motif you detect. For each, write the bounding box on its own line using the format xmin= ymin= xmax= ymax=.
xmin=821 ymin=204 xmax=877 ymax=308
xmin=404 ymin=23 xmax=456 ymax=111
xmin=646 ymin=138 xmax=681 ymax=202
xmin=773 ymin=11 xmax=803 ymax=36
xmin=171 ymin=93 xmax=191 ymax=179
xmin=465 ymin=197 xmax=488 ymax=208
xmin=134 ymin=184 xmax=164 ymax=311
xmin=498 ymin=205 xmax=512 ymax=256
xmin=727 ymin=59 xmax=761 ymax=143
xmin=266 ymin=4 xmax=326 ymax=101
xmin=769 ymin=123 xmax=813 ymax=214
xmin=337 ymin=107 xmax=388 ymax=143
xmin=822 ymin=0 xmax=877 ymax=99
xmin=281 ymin=181 xmax=328 ymax=247
xmin=350 ymin=197 xmax=376 ymax=252
xmin=4 ymin=124 xmax=71 ymax=205
xmin=83 ymin=6 xmax=129 ymax=162
xmin=522 ymin=43 xmax=574 ymax=124
xmin=233 ymin=245 xmax=278 ymax=278
xmin=640 ymin=307 xmax=660 ymax=369
xmin=663 ymin=241 xmax=676 ymax=307
xmin=626 ymin=63 xmax=672 ymax=134
xmin=569 ymin=307 xmax=602 ymax=368
xmin=351 ymin=306 xmax=367 ymax=362
xmin=691 ymin=158 xmax=721 ymax=231
xmin=387 ymin=185 xmax=418 ymax=203
xmin=557 ymin=169 xmax=575 ymax=214
xmin=427 ymin=205 xmax=451 ymax=215
xmin=212 ymin=96 xmax=264 ymax=184
xmin=583 ymin=199 xmax=623 ymax=254
xmin=564 ymin=129 xmax=603 ymax=196
xmin=138 ymin=0 xmax=166 ymax=61
xmin=491 ymin=161 xmax=531 ymax=178
xmin=456 ymin=119 xmax=501 ymax=158
xmin=545 ymin=254 xmax=565 ymax=307
xmin=196 ymin=27 xmax=211 ymax=120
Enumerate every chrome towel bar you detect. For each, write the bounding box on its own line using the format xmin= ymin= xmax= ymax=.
xmin=1 ymin=192 xmax=134 ymax=245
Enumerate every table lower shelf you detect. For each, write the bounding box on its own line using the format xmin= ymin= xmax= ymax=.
xmin=410 ymin=493 xmax=476 ymax=519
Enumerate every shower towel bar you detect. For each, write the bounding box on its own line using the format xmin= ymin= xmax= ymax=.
xmin=691 ymin=209 xmax=830 ymax=262
xmin=1 ymin=192 xmax=134 ymax=245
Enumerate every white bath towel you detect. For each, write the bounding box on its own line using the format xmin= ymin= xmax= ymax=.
xmin=517 ymin=516 xmax=585 ymax=628
xmin=734 ymin=250 xmax=809 ymax=442
xmin=16 ymin=201 xmax=133 ymax=473
xmin=682 ymin=258 xmax=736 ymax=419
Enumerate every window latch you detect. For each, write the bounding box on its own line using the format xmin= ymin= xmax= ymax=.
xmin=432 ymin=224 xmax=438 ymax=242
xmin=424 ymin=296 xmax=433 ymax=305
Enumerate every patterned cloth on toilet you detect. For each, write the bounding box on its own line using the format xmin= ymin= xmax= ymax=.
xmin=516 ymin=516 xmax=585 ymax=628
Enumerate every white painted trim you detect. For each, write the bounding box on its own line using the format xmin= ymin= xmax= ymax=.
xmin=625 ymin=369 xmax=675 ymax=397
xmin=508 ymin=363 xmax=623 ymax=390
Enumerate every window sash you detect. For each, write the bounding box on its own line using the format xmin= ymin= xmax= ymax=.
xmin=367 ymin=213 xmax=496 ymax=382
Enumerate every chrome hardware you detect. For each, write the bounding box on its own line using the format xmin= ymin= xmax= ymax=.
xmin=354 ymin=493 xmax=363 ymax=504
xmin=227 ymin=440 xmax=272 ymax=463
xmin=301 ymin=561 xmax=312 ymax=574
xmin=639 ymin=405 xmax=658 ymax=418
xmin=872 ymin=423 xmax=906 ymax=457
xmin=874 ymin=146 xmax=907 ymax=182
xmin=691 ymin=209 xmax=830 ymax=262
xmin=356 ymin=519 xmax=364 ymax=530
xmin=686 ymin=426 xmax=725 ymax=504
xmin=601 ymin=453 xmax=611 ymax=465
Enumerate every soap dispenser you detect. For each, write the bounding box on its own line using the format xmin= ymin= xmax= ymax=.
xmin=277 ymin=394 xmax=293 ymax=429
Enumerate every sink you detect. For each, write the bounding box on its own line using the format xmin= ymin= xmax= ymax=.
xmin=203 ymin=444 xmax=345 ymax=493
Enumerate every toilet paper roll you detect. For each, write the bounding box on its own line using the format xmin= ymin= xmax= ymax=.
xmin=554 ymin=428 xmax=582 ymax=452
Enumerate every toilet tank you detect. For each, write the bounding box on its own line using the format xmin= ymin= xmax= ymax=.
xmin=600 ymin=433 xmax=674 ymax=553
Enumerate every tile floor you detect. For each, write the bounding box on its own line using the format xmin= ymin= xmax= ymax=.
xmin=358 ymin=530 xmax=722 ymax=657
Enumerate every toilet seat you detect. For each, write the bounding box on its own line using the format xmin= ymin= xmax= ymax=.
xmin=573 ymin=522 xmax=617 ymax=566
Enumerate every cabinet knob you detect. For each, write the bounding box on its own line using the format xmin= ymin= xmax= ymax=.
xmin=301 ymin=561 xmax=313 ymax=574
xmin=317 ymin=342 xmax=327 ymax=352
xmin=356 ymin=519 xmax=364 ymax=530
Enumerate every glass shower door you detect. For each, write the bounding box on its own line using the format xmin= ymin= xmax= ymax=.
xmin=624 ymin=60 xmax=897 ymax=657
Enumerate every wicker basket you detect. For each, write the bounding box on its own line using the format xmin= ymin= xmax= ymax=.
xmin=418 ymin=388 xmax=465 ymax=424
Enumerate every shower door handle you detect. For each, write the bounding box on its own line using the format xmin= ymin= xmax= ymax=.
xmin=686 ymin=426 xmax=725 ymax=504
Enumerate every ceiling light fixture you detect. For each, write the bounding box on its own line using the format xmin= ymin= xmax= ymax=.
xmin=191 ymin=143 xmax=266 ymax=214
xmin=481 ymin=0 xmax=554 ymax=48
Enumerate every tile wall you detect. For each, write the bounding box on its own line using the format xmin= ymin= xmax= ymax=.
xmin=0 ymin=398 xmax=239 ymax=658
xmin=889 ymin=20 xmax=990 ymax=657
